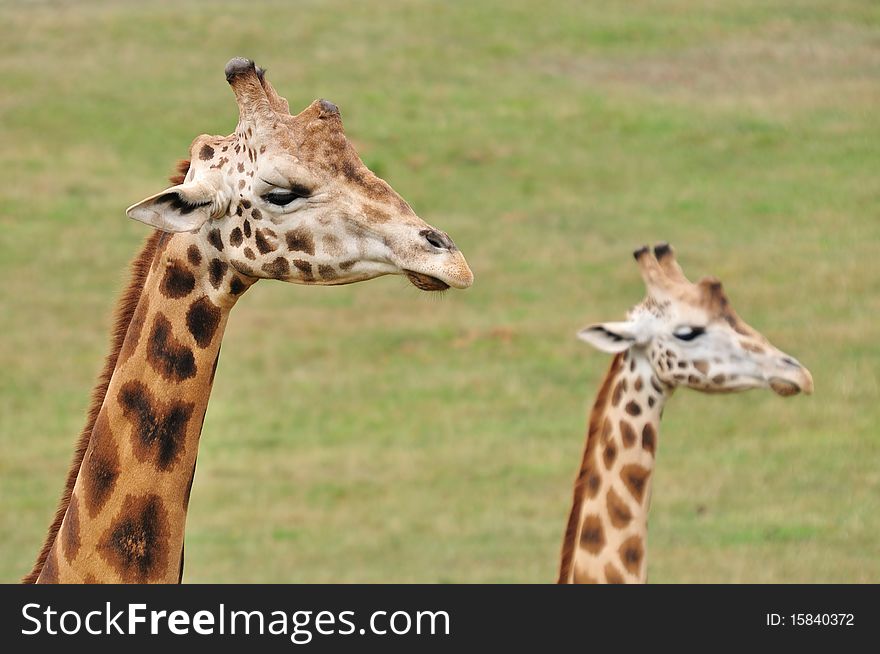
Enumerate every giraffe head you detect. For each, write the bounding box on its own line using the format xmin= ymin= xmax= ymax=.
xmin=578 ymin=243 xmax=813 ymax=397
xmin=127 ymin=58 xmax=473 ymax=292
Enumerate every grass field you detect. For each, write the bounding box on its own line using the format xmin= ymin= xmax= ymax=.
xmin=1 ymin=0 xmax=878 ymax=583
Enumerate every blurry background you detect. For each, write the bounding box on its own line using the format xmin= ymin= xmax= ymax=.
xmin=1 ymin=0 xmax=877 ymax=582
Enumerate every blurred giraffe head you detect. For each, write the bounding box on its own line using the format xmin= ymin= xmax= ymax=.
xmin=127 ymin=57 xmax=473 ymax=292
xmin=578 ymin=243 xmax=813 ymax=397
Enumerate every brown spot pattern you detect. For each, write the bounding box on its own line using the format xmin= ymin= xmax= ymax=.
xmin=61 ymin=494 xmax=81 ymax=563
xmin=578 ymin=514 xmax=605 ymax=554
xmin=159 ymin=260 xmax=196 ymax=299
xmin=99 ymin=494 xmax=170 ymax=583
xmin=285 ymin=228 xmax=315 ymax=255
xmin=619 ymin=535 xmax=644 ymax=575
xmin=118 ymin=381 xmax=193 ymax=471
xmin=262 ymin=257 xmax=290 ymax=277
xmin=621 ymin=464 xmax=651 ymax=503
xmin=119 ymin=296 xmax=149 ymax=365
xmin=606 ymin=487 xmax=633 ymax=529
xmin=604 ymin=562 xmax=625 ymax=584
xmin=186 ymin=245 xmax=202 ymax=266
xmin=208 ymin=259 xmax=228 ymax=289
xmin=620 ymin=420 xmax=637 ymax=447
xmin=147 ymin=313 xmax=196 ymax=381
xmin=642 ymin=423 xmax=657 ymax=455
xmin=186 ymin=296 xmax=222 ymax=348
xmin=82 ymin=411 xmax=120 ymax=518
xmin=255 ymin=228 xmax=277 ymax=254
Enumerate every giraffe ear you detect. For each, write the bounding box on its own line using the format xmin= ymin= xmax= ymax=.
xmin=126 ymin=178 xmax=225 ymax=233
xmin=577 ymin=321 xmax=638 ymax=353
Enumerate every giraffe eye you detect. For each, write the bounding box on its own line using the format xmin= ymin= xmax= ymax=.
xmin=673 ymin=326 xmax=706 ymax=342
xmin=263 ymin=185 xmax=311 ymax=206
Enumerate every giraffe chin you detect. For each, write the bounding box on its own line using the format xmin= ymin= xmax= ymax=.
xmin=404 ymin=270 xmax=450 ymax=292
xmin=769 ymin=378 xmax=802 ymax=397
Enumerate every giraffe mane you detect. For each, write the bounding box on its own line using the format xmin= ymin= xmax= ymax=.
xmin=22 ymin=160 xmax=191 ymax=583
xmin=556 ymin=352 xmax=624 ymax=583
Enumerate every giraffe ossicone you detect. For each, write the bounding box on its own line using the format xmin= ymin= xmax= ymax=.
xmin=559 ymin=243 xmax=812 ymax=584
xmin=26 ymin=57 xmax=472 ymax=584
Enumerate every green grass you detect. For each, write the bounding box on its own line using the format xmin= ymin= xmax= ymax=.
xmin=1 ymin=0 xmax=878 ymax=582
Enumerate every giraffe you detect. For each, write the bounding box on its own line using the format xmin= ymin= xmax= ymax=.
xmin=24 ymin=57 xmax=473 ymax=584
xmin=558 ymin=243 xmax=812 ymax=584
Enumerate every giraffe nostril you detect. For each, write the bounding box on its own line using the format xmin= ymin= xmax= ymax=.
xmin=781 ymin=356 xmax=800 ymax=368
xmin=421 ymin=229 xmax=455 ymax=251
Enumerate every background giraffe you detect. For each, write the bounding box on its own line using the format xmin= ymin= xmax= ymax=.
xmin=24 ymin=57 xmax=473 ymax=584
xmin=558 ymin=243 xmax=813 ymax=584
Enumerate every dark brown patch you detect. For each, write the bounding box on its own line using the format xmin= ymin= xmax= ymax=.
xmin=82 ymin=411 xmax=120 ymax=518
xmin=98 ymin=494 xmax=170 ymax=583
xmin=255 ymin=228 xmax=277 ymax=254
xmin=712 ymin=374 xmax=726 ymax=384
xmin=339 ymin=259 xmax=356 ymax=271
xmin=318 ymin=264 xmax=337 ymax=280
xmin=207 ymin=229 xmax=224 ymax=252
xmin=642 ymin=423 xmax=657 ymax=455
xmin=285 ymin=228 xmax=315 ymax=255
xmin=186 ymin=296 xmax=222 ymax=348
xmin=293 ymin=259 xmax=314 ymax=281
xmin=160 ymin=260 xmax=196 ymax=299
xmin=694 ymin=360 xmax=709 ymax=375
xmin=119 ymin=381 xmax=193 ymax=471
xmin=634 ymin=376 xmax=643 ymax=391
xmin=237 ymin=162 xmax=245 ymax=173
xmin=208 ymin=259 xmax=228 ymax=290
xmin=604 ymin=562 xmax=626 ymax=584
xmin=620 ymin=420 xmax=637 ymax=447
xmin=602 ymin=441 xmax=617 ymax=470
xmin=243 ymin=220 xmax=251 ymax=238
xmin=230 ymin=227 xmax=244 ymax=247
xmin=650 ymin=376 xmax=664 ymax=394
xmin=577 ymin=453 xmax=602 ymax=499
xmin=606 ymin=487 xmax=633 ymax=529
xmin=251 ymin=208 xmax=262 ymax=220
xmin=186 ymin=245 xmax=202 ymax=266
xmin=198 ymin=144 xmax=214 ymax=161
xmin=229 ymin=276 xmax=246 ymax=295
xmin=619 ymin=535 xmax=644 ymax=575
xmin=61 ymin=494 xmax=81 ymax=563
xmin=625 ymin=400 xmax=641 ymax=416
xmin=621 ymin=464 xmax=651 ymax=503
xmin=243 ymin=247 xmax=256 ymax=260
xmin=611 ymin=380 xmax=624 ymax=407
xmin=262 ymin=257 xmax=291 ymax=277
xmin=241 ymin=199 xmax=252 ymax=209
xmin=578 ymin=514 xmax=605 ymax=554
xmin=118 ymin=296 xmax=150 ymax=365
xmin=147 ymin=313 xmax=196 ymax=381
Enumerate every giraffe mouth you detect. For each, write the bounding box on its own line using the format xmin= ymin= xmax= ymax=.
xmin=404 ymin=270 xmax=450 ymax=292
xmin=768 ymin=377 xmax=802 ymax=397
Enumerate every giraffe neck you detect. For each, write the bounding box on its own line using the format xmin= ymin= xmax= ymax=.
xmin=558 ymin=349 xmax=671 ymax=584
xmin=37 ymin=231 xmax=255 ymax=583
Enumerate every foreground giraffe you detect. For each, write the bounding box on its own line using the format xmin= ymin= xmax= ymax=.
xmin=25 ymin=58 xmax=473 ymax=584
xmin=558 ymin=244 xmax=812 ymax=584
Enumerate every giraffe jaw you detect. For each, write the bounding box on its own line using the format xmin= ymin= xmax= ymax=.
xmin=403 ymin=270 xmax=450 ymax=292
